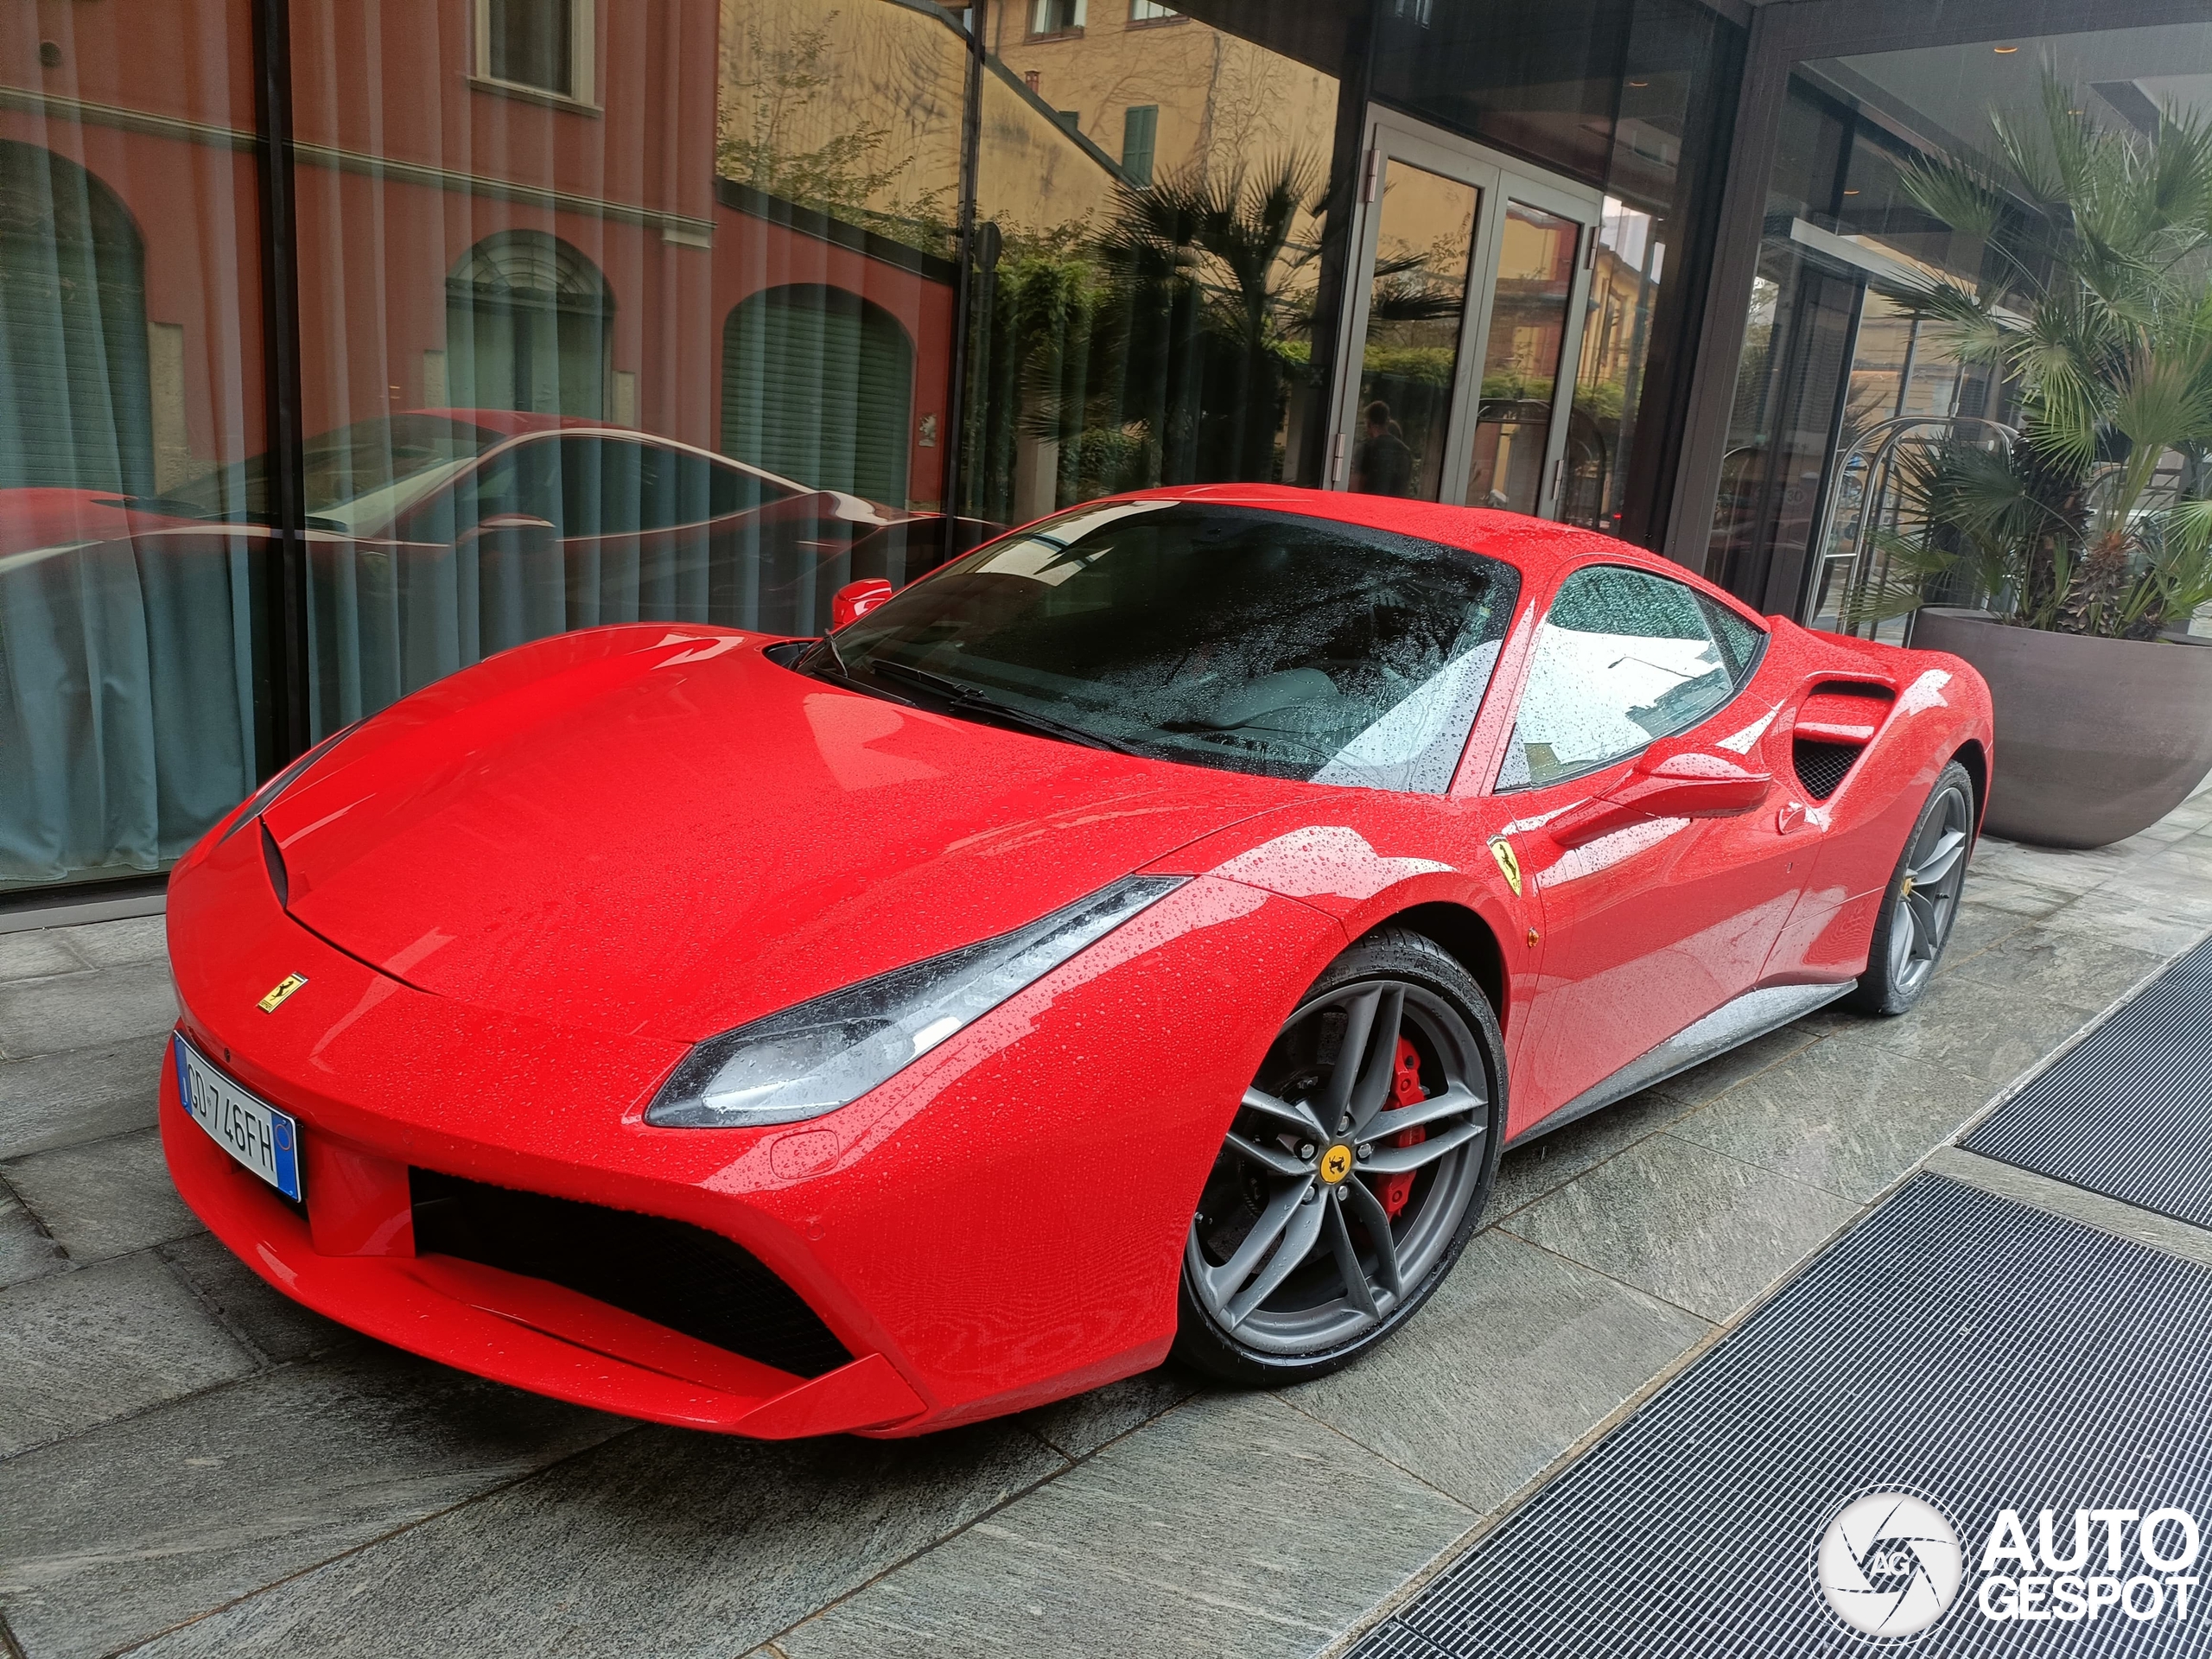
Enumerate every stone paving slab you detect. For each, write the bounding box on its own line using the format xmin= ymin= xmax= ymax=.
xmin=1499 ymin=1130 xmax=1861 ymax=1325
xmin=0 ymin=1346 xmax=623 ymax=1659
xmin=0 ymin=1254 xmax=251 ymax=1459
xmin=119 ymin=1421 xmax=1067 ymax=1659
xmin=0 ymin=959 xmax=178 ymax=1059
xmin=0 ymin=1191 xmax=67 ymax=1289
xmin=1285 ymin=1230 xmax=1712 ymax=1514
xmin=0 ymin=1034 xmax=167 ymax=1160
xmin=3 ymin=1127 xmax=201 ymax=1264
xmin=774 ymin=1393 xmax=1473 ymax=1659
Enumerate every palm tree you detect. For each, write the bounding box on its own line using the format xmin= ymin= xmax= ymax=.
xmin=1850 ymin=76 xmax=2212 ymax=639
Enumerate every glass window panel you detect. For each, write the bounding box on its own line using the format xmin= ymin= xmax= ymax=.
xmin=1565 ymin=197 xmax=1658 ymax=536
xmin=1498 ymin=564 xmax=1736 ymax=789
xmin=0 ymin=0 xmax=270 ymax=894
xmin=281 ymin=0 xmax=966 ymax=741
xmin=1351 ymin=162 xmax=1477 ymax=502
xmin=966 ymin=9 xmax=1339 ymax=520
xmin=485 ymin=0 xmax=575 ymax=98
xmin=1465 ymin=200 xmax=1577 ymax=514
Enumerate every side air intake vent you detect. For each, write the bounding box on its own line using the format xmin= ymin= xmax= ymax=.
xmin=410 ymin=1169 xmax=852 ymax=1377
xmin=1789 ymin=682 xmax=1894 ymax=802
xmin=1792 ymin=739 xmax=1859 ymax=802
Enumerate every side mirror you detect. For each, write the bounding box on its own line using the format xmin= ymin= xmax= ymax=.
xmin=831 ymin=577 xmax=894 ymax=631
xmin=1545 ymin=748 xmax=1772 ymax=850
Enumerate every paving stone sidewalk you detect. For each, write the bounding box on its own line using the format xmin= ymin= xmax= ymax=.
xmin=3 ymin=791 xmax=2209 ymax=1659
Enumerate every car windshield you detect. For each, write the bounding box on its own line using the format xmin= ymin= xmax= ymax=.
xmin=823 ymin=500 xmax=1522 ymax=792
xmin=135 ymin=414 xmax=499 ymax=532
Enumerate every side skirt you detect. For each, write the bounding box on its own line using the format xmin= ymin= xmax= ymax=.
xmin=1503 ymin=981 xmax=1858 ymax=1149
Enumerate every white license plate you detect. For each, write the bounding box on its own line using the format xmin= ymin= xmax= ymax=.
xmin=173 ymin=1035 xmax=303 ymax=1201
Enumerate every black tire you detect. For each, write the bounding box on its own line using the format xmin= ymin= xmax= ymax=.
xmin=1173 ymin=928 xmax=1505 ymax=1387
xmin=1846 ymin=760 xmax=1976 ymax=1016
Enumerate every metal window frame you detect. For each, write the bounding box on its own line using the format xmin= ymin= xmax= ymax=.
xmin=1325 ymin=107 xmax=1603 ymax=518
xmin=471 ymin=0 xmax=599 ymax=110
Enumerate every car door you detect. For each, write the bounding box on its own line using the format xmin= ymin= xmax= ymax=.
xmin=1491 ymin=562 xmax=1802 ymax=1129
xmin=458 ymin=435 xmax=565 ymax=657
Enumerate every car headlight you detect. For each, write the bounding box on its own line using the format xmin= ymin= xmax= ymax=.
xmin=645 ymin=874 xmax=1187 ymax=1129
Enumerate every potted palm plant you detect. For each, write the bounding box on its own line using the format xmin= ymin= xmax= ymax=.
xmin=1848 ymin=79 xmax=2212 ymax=849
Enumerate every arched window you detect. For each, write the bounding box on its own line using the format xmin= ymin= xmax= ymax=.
xmin=445 ymin=231 xmax=611 ymax=417
xmin=0 ymin=142 xmax=150 ymax=492
xmin=722 ymin=284 xmax=912 ymax=505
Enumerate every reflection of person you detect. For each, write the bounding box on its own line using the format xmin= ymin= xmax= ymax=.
xmin=1351 ymin=400 xmax=1414 ymax=497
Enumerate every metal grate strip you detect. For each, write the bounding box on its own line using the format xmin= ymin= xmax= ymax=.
xmin=1349 ymin=1175 xmax=2212 ymax=1658
xmin=1962 ymin=934 xmax=2212 ymax=1230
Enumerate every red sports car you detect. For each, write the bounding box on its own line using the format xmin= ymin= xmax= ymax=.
xmin=161 ymin=487 xmax=1992 ymax=1439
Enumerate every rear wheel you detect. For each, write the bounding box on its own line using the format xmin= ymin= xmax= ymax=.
xmin=1173 ymin=930 xmax=1503 ymax=1386
xmin=1847 ymin=760 xmax=1975 ymax=1015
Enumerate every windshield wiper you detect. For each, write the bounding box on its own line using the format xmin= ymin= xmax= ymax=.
xmin=862 ymin=658 xmax=1147 ymax=756
xmin=795 ymin=635 xmax=915 ymax=706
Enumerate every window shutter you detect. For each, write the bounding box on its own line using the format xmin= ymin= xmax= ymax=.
xmin=722 ymin=286 xmax=912 ymax=506
xmin=1122 ymin=105 xmax=1158 ymax=187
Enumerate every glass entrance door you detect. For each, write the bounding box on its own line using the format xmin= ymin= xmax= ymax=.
xmin=1329 ymin=112 xmax=1601 ymax=520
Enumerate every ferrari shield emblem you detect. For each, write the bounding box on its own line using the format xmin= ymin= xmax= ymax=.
xmin=257 ymin=974 xmax=308 ymax=1013
xmin=1319 ymin=1145 xmax=1354 ymax=1185
xmin=1487 ymin=836 xmax=1522 ymax=897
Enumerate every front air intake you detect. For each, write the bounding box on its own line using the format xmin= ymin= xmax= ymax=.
xmin=410 ymin=1169 xmax=852 ymax=1377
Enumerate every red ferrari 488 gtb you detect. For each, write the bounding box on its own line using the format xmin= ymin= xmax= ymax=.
xmin=162 ymin=487 xmax=1992 ymax=1439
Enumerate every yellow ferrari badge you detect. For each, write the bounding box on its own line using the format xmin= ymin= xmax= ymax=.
xmin=257 ymin=974 xmax=308 ymax=1013
xmin=1488 ymin=836 xmax=1522 ymax=897
xmin=1319 ymin=1144 xmax=1354 ymax=1185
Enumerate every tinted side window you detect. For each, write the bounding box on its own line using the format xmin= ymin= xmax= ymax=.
xmin=1498 ymin=565 xmax=1746 ymax=790
xmin=557 ymin=437 xmax=645 ymax=537
xmin=708 ymin=457 xmax=791 ymax=516
xmin=467 ymin=438 xmax=562 ymax=527
xmin=1700 ymin=594 xmax=1766 ymax=683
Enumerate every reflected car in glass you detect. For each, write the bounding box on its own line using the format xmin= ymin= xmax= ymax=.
xmin=0 ymin=410 xmax=912 ymax=669
xmin=160 ymin=488 xmax=1993 ymax=1437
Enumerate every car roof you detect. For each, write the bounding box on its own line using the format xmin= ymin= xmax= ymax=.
xmin=406 ymin=410 xmax=815 ymax=495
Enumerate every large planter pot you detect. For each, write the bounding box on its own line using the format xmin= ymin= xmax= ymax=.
xmin=1912 ymin=607 xmax=2212 ymax=849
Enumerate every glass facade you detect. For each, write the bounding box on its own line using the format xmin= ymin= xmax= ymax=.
xmin=1707 ymin=17 xmax=2212 ymax=622
xmin=1 ymin=0 xmax=1758 ymax=900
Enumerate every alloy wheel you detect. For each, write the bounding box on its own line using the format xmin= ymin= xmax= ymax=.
xmin=1889 ymin=781 xmax=1973 ymax=996
xmin=1184 ymin=978 xmax=1489 ymax=1357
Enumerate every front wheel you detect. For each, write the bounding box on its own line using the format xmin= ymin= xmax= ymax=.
xmin=1173 ymin=929 xmax=1503 ymax=1387
xmin=1847 ymin=760 xmax=1976 ymax=1015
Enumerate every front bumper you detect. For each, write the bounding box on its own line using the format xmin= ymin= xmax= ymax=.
xmin=162 ymin=820 xmax=1343 ymax=1434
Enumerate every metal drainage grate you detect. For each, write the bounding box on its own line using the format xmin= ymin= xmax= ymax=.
xmin=410 ymin=1169 xmax=853 ymax=1378
xmin=1963 ymin=934 xmax=2212 ymax=1230
xmin=1350 ymin=1175 xmax=2212 ymax=1658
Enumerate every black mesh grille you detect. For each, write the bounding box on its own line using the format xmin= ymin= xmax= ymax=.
xmin=410 ymin=1169 xmax=852 ymax=1378
xmin=1792 ymin=737 xmax=1859 ymax=801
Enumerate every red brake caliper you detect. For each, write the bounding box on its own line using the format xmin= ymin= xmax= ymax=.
xmin=1377 ymin=1037 xmax=1428 ymax=1219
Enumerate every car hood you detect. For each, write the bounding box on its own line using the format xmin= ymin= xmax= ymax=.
xmin=0 ymin=488 xmax=213 ymax=560
xmin=260 ymin=626 xmax=1292 ymax=1045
